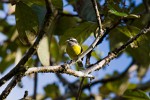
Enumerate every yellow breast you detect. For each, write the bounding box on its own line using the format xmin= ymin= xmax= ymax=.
xmin=66 ymin=44 xmax=82 ymax=59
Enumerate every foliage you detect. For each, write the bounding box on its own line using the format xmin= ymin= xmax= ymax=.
xmin=0 ymin=0 xmax=150 ymax=100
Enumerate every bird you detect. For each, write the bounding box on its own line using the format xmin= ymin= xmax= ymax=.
xmin=66 ymin=37 xmax=83 ymax=67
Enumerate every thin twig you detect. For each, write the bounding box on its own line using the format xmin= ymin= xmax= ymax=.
xmin=91 ymin=0 xmax=102 ymax=31
xmin=33 ymin=73 xmax=38 ymax=99
xmin=23 ymin=91 xmax=28 ymax=99
xmin=33 ymin=56 xmax=39 ymax=99
xmin=19 ymin=90 xmax=29 ymax=100
xmin=76 ymin=78 xmax=85 ymax=100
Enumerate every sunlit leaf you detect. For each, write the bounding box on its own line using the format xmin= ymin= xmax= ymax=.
xmin=127 ymin=83 xmax=137 ymax=89
xmin=125 ymin=14 xmax=140 ymax=18
xmin=15 ymin=48 xmax=22 ymax=65
xmin=37 ymin=35 xmax=50 ymax=66
xmin=91 ymin=50 xmax=101 ymax=61
xmin=21 ymin=0 xmax=45 ymax=6
xmin=123 ymin=90 xmax=150 ymax=100
xmin=50 ymin=37 xmax=61 ymax=61
xmin=108 ymin=5 xmax=128 ymax=17
xmin=117 ymin=25 xmax=140 ymax=48
xmin=137 ymin=66 xmax=149 ymax=80
xmin=108 ymin=5 xmax=140 ymax=20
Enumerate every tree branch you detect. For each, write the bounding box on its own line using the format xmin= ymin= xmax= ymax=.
xmin=82 ymin=24 xmax=150 ymax=75
xmin=0 ymin=0 xmax=56 ymax=99
xmin=67 ymin=0 xmax=104 ymax=69
xmin=82 ymin=60 xmax=135 ymax=90
xmin=25 ymin=65 xmax=94 ymax=79
xmin=76 ymin=1 xmax=102 ymax=99
xmin=0 ymin=0 xmax=56 ymax=87
xmin=0 ymin=74 xmax=23 ymax=99
xmin=33 ymin=57 xmax=39 ymax=100
xmin=91 ymin=0 xmax=102 ymax=32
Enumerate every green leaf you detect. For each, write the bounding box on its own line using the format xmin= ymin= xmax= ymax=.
xmin=0 ymin=52 xmax=16 ymax=72
xmin=31 ymin=4 xmax=46 ymax=28
xmin=99 ymin=85 xmax=111 ymax=96
xmin=99 ymin=72 xmax=129 ymax=95
xmin=109 ymin=28 xmax=128 ymax=51
xmin=137 ymin=66 xmax=148 ymax=80
xmin=108 ymin=9 xmax=128 ymax=17
xmin=37 ymin=35 xmax=50 ymax=66
xmin=15 ymin=48 xmax=22 ymax=65
xmin=125 ymin=14 xmax=140 ymax=18
xmin=109 ymin=27 xmax=150 ymax=67
xmin=91 ymin=50 xmax=101 ymax=61
xmin=53 ymin=15 xmax=77 ymax=35
xmin=0 ymin=21 xmax=16 ymax=38
xmin=74 ymin=0 xmax=97 ymax=22
xmin=127 ymin=83 xmax=137 ymax=89
xmin=117 ymin=26 xmax=140 ymax=37
xmin=0 ymin=3 xmax=3 ymax=10
xmin=52 ymin=0 xmax=63 ymax=11
xmin=59 ymin=22 xmax=97 ymax=46
xmin=44 ymin=84 xmax=60 ymax=99
xmin=21 ymin=0 xmax=45 ymax=6
xmin=108 ymin=5 xmax=128 ymax=17
xmin=50 ymin=36 xmax=63 ymax=62
xmin=108 ymin=5 xmax=140 ymax=18
xmin=15 ymin=1 xmax=39 ymax=45
xmin=123 ymin=90 xmax=150 ymax=100
xmin=117 ymin=26 xmax=140 ymax=48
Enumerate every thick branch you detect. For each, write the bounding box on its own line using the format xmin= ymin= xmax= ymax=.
xmin=25 ymin=65 xmax=94 ymax=79
xmin=0 ymin=74 xmax=23 ymax=99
